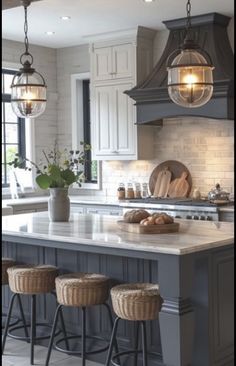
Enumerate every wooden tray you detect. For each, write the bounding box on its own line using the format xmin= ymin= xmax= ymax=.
xmin=149 ymin=160 xmax=192 ymax=197
xmin=117 ymin=220 xmax=180 ymax=234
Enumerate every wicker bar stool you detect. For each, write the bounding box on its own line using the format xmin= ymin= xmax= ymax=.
xmin=2 ymin=258 xmax=27 ymax=330
xmin=45 ymin=272 xmax=119 ymax=366
xmin=2 ymin=264 xmax=66 ymax=365
xmin=105 ymin=283 xmax=163 ymax=366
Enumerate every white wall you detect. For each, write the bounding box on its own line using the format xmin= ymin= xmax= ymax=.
xmin=56 ymin=45 xmax=90 ymax=149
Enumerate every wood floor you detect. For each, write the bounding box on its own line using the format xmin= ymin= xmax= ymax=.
xmin=2 ymin=337 xmax=102 ymax=366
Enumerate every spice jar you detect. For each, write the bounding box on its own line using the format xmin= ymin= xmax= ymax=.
xmin=134 ymin=182 xmax=141 ymax=199
xmin=126 ymin=182 xmax=135 ymax=199
xmin=141 ymin=183 xmax=149 ymax=198
xmin=117 ymin=183 xmax=126 ymax=200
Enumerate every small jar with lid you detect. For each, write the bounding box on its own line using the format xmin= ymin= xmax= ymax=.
xmin=141 ymin=183 xmax=149 ymax=198
xmin=126 ymin=182 xmax=135 ymax=199
xmin=117 ymin=183 xmax=126 ymax=200
xmin=134 ymin=182 xmax=141 ymax=199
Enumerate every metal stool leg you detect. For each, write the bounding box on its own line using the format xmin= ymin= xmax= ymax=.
xmin=45 ymin=304 xmax=62 ymax=366
xmin=103 ymin=303 xmax=120 ymax=365
xmin=105 ymin=317 xmax=120 ymax=366
xmin=51 ymin=291 xmax=69 ymax=350
xmin=58 ymin=305 xmax=70 ymax=350
xmin=133 ymin=321 xmax=140 ymax=366
xmin=30 ymin=295 xmax=36 ymax=365
xmin=16 ymin=294 xmax=29 ymax=341
xmin=141 ymin=321 xmax=148 ymax=366
xmin=2 ymin=293 xmax=18 ymax=354
xmin=81 ymin=307 xmax=86 ymax=366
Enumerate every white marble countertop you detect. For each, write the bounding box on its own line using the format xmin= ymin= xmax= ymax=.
xmin=2 ymin=196 xmax=234 ymax=213
xmin=2 ymin=195 xmax=119 ymax=207
xmin=218 ymin=206 xmax=234 ymax=212
xmin=2 ymin=212 xmax=234 ymax=256
xmin=2 ymin=206 xmax=13 ymax=215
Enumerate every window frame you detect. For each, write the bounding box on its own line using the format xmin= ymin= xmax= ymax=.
xmin=2 ymin=62 xmax=36 ymax=196
xmin=2 ymin=68 xmax=26 ymax=187
xmin=71 ymin=72 xmax=101 ymax=190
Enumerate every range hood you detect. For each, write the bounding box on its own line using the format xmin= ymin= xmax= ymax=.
xmin=125 ymin=13 xmax=234 ymax=125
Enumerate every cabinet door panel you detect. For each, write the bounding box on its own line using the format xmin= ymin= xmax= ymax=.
xmin=112 ymin=44 xmax=133 ymax=79
xmin=94 ymin=86 xmax=114 ymax=155
xmin=93 ymin=47 xmax=112 ymax=81
xmin=115 ymin=83 xmax=136 ymax=155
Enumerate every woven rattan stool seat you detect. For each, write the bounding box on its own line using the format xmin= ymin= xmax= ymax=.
xmin=7 ymin=265 xmax=58 ymax=294
xmin=56 ymin=272 xmax=109 ymax=307
xmin=111 ymin=283 xmax=163 ymax=321
xmin=2 ymin=258 xmax=15 ymax=285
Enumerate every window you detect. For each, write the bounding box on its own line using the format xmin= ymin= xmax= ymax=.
xmin=2 ymin=69 xmax=25 ymax=187
xmin=71 ymin=73 xmax=101 ymax=190
xmin=82 ymin=80 xmax=97 ymax=183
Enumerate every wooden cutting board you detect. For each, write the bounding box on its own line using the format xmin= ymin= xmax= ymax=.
xmin=153 ymin=166 xmax=172 ymax=198
xmin=149 ymin=161 xmax=192 ymax=197
xmin=117 ymin=220 xmax=180 ymax=234
xmin=168 ymin=171 xmax=190 ymax=198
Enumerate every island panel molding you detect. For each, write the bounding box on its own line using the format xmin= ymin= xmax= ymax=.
xmin=2 ymin=212 xmax=234 ymax=366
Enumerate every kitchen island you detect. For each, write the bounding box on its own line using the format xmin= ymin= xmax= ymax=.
xmin=2 ymin=212 xmax=234 ymax=366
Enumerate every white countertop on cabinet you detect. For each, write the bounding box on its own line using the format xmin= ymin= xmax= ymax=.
xmin=2 ymin=195 xmax=120 ymax=207
xmin=2 ymin=212 xmax=234 ymax=256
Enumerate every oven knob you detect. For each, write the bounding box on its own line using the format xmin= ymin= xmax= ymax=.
xmin=199 ymin=215 xmax=205 ymax=220
xmin=192 ymin=215 xmax=199 ymax=220
xmin=206 ymin=216 xmax=212 ymax=221
xmin=186 ymin=215 xmax=192 ymax=219
xmin=175 ymin=215 xmax=181 ymax=218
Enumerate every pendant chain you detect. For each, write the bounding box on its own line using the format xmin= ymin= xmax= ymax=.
xmin=186 ymin=0 xmax=192 ymax=34
xmin=24 ymin=5 xmax=29 ymax=55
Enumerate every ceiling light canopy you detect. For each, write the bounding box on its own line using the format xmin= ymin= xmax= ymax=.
xmin=11 ymin=0 xmax=47 ymax=119
xmin=60 ymin=16 xmax=71 ymax=20
xmin=166 ymin=0 xmax=214 ymax=108
xmin=45 ymin=31 xmax=55 ymax=35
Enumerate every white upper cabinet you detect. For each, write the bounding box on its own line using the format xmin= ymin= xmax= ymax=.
xmin=93 ymin=83 xmax=135 ymax=158
xmin=93 ymin=43 xmax=134 ymax=82
xmin=90 ymin=27 xmax=156 ymax=160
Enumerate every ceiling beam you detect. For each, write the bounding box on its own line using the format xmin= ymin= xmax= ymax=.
xmin=2 ymin=0 xmax=42 ymax=11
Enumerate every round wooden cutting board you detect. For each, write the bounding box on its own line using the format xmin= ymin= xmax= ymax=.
xmin=149 ymin=160 xmax=192 ymax=197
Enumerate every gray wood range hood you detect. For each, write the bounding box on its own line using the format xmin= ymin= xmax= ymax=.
xmin=125 ymin=13 xmax=234 ymax=125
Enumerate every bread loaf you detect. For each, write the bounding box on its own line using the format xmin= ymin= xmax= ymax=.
xmin=140 ymin=212 xmax=174 ymax=226
xmin=123 ymin=209 xmax=150 ymax=223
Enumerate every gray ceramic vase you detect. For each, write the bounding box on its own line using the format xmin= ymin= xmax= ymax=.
xmin=48 ymin=188 xmax=70 ymax=222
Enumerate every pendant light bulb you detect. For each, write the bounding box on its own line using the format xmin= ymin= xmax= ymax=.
xmin=166 ymin=0 xmax=214 ymax=108
xmin=11 ymin=0 xmax=47 ymax=118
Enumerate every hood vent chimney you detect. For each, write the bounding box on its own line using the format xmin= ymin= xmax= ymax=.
xmin=125 ymin=13 xmax=234 ymax=124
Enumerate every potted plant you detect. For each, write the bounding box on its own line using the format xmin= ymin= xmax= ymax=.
xmin=9 ymin=141 xmax=91 ymax=222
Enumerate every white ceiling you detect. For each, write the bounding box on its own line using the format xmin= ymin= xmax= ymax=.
xmin=2 ymin=0 xmax=235 ymax=48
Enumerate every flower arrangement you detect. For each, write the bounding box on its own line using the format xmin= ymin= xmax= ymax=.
xmin=9 ymin=141 xmax=91 ymax=190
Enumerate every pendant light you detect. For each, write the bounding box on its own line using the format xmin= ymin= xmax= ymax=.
xmin=167 ymin=0 xmax=214 ymax=108
xmin=11 ymin=0 xmax=47 ymax=118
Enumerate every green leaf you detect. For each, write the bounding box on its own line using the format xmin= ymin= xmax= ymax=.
xmin=36 ymin=174 xmax=52 ymax=189
xmin=61 ymin=169 xmax=77 ymax=186
xmin=48 ymin=164 xmax=61 ymax=179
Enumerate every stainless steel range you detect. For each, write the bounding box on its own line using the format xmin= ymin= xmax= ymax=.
xmin=121 ymin=197 xmax=233 ymax=221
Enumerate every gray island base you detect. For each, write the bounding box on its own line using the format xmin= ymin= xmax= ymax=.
xmin=2 ymin=212 xmax=234 ymax=366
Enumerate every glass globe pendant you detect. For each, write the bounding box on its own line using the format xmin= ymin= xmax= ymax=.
xmin=167 ymin=0 xmax=214 ymax=108
xmin=11 ymin=0 xmax=47 ymax=118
